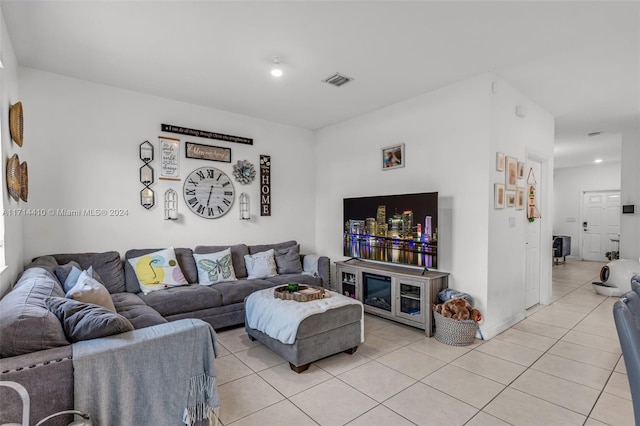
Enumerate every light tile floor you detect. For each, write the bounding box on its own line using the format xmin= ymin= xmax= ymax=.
xmin=214 ymin=260 xmax=633 ymax=425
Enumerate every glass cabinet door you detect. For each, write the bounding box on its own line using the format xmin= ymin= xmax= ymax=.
xmin=395 ymin=279 xmax=425 ymax=324
xmin=340 ymin=269 xmax=358 ymax=299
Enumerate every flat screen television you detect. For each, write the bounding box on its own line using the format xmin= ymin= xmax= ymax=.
xmin=343 ymin=192 xmax=438 ymax=268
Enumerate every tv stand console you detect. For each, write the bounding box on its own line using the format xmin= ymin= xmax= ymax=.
xmin=335 ymin=259 xmax=449 ymax=336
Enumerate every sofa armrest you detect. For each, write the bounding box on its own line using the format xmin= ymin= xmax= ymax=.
xmin=301 ymin=255 xmax=331 ymax=289
xmin=0 ymin=345 xmax=74 ymax=426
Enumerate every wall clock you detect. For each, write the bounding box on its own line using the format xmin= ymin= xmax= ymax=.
xmin=183 ymin=167 xmax=235 ymax=218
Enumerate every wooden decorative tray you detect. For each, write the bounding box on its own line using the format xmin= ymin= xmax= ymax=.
xmin=274 ymin=284 xmax=325 ymax=302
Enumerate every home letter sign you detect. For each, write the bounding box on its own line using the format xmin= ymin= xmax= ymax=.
xmin=260 ymin=155 xmax=271 ymax=216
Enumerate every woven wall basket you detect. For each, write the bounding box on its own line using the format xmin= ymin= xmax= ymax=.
xmin=9 ymin=102 xmax=24 ymax=147
xmin=6 ymin=154 xmax=20 ymax=202
xmin=19 ymin=161 xmax=28 ymax=202
xmin=433 ymin=311 xmax=478 ymax=346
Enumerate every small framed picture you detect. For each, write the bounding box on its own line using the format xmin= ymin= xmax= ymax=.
xmin=516 ymin=187 xmax=524 ymax=210
xmin=382 ymin=143 xmax=405 ymax=170
xmin=517 ymin=161 xmax=524 ymax=179
xmin=495 ymin=183 xmax=505 ymax=209
xmin=496 ymin=152 xmax=505 ymax=171
xmin=507 ymin=192 xmax=516 ymax=208
xmin=506 ymin=156 xmax=518 ymax=190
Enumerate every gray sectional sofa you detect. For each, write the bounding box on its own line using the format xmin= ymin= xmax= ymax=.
xmin=0 ymin=240 xmax=329 ymax=425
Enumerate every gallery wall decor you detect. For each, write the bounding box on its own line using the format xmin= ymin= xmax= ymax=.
xmin=494 ymin=183 xmax=505 ymax=209
xmin=516 ymin=187 xmax=525 ymax=210
xmin=185 ymin=142 xmax=231 ymax=163
xmin=139 ymin=140 xmax=155 ymax=210
xmin=527 ymin=168 xmax=541 ymax=222
xmin=382 ymin=143 xmax=404 ymax=170
xmin=183 ymin=167 xmax=235 ymax=219
xmin=496 ymin=152 xmax=505 ymax=171
xmin=260 ymin=155 xmax=271 ymax=216
xmin=6 ymin=154 xmax=21 ymax=202
xmin=232 ymin=160 xmax=256 ymax=185
xmin=505 ymin=156 xmax=518 ymax=190
xmin=19 ymin=161 xmax=28 ymax=202
xmin=162 ymin=123 xmax=253 ymax=145
xmin=159 ymin=136 xmax=180 ymax=180
xmin=9 ymin=101 xmax=24 ymax=147
xmin=517 ymin=162 xmax=524 ymax=179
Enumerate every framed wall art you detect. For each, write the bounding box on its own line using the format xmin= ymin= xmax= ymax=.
xmin=517 ymin=161 xmax=524 ymax=179
xmin=185 ymin=142 xmax=231 ymax=163
xmin=516 ymin=187 xmax=524 ymax=210
xmin=507 ymin=192 xmax=516 ymax=208
xmin=495 ymin=183 xmax=505 ymax=209
xmin=496 ymin=152 xmax=505 ymax=171
xmin=382 ymin=143 xmax=404 ymax=170
xmin=159 ymin=136 xmax=180 ymax=180
xmin=506 ymin=156 xmax=518 ymax=190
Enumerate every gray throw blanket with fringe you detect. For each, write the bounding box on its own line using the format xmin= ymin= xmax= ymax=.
xmin=73 ymin=318 xmax=220 ymax=426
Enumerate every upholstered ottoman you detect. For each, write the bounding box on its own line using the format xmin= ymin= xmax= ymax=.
xmin=245 ymin=288 xmax=363 ymax=373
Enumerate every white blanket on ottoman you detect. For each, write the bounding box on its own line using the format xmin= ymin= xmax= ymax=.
xmin=245 ymin=288 xmax=364 ymax=344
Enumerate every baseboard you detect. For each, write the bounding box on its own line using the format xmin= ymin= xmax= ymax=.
xmin=477 ymin=310 xmax=526 ymax=340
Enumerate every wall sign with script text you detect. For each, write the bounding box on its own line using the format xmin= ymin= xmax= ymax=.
xmin=185 ymin=142 xmax=231 ymax=163
xmin=260 ymin=155 xmax=271 ymax=216
xmin=159 ymin=136 xmax=180 ymax=180
xmin=162 ymin=123 xmax=253 ymax=145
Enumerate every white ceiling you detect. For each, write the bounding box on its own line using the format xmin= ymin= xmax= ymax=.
xmin=2 ymin=1 xmax=638 ymax=168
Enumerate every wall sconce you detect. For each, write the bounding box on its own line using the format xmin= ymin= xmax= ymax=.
xmin=164 ymin=189 xmax=178 ymax=220
xmin=239 ymin=192 xmax=250 ymax=220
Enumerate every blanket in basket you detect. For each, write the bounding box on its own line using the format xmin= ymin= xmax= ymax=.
xmin=73 ymin=318 xmax=220 ymax=426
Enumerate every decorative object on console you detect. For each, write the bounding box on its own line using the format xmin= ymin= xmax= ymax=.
xmin=139 ymin=140 xmax=155 ymax=210
xmin=506 ymin=156 xmax=517 ymax=190
xmin=19 ymin=161 xmax=28 ymax=202
xmin=382 ymin=143 xmax=404 ymax=170
xmin=164 ymin=189 xmax=178 ymax=220
xmin=161 ymin=123 xmax=253 ymax=145
xmin=6 ymin=153 xmax=21 ymax=202
xmin=239 ymin=192 xmax=250 ymax=220
xmin=9 ymin=101 xmax=24 ymax=147
xmin=183 ymin=167 xmax=235 ymax=218
xmin=494 ymin=183 xmax=505 ymax=209
xmin=159 ymin=136 xmax=180 ymax=180
xmin=232 ymin=159 xmax=256 ymax=184
xmin=185 ymin=141 xmax=231 ymax=163
xmin=260 ymin=155 xmax=271 ymax=216
xmin=496 ymin=152 xmax=505 ymax=171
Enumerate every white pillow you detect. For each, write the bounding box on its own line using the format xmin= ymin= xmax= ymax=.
xmin=127 ymin=247 xmax=189 ymax=295
xmin=194 ymin=248 xmax=237 ymax=285
xmin=65 ymin=269 xmax=116 ymax=312
xmin=244 ymin=249 xmax=277 ymax=279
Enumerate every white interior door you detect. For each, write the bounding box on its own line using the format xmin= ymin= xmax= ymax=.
xmin=582 ymin=191 xmax=621 ymax=261
xmin=525 ymin=159 xmax=542 ymax=308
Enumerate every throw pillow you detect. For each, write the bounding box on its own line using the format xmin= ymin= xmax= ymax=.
xmin=55 ymin=260 xmax=81 ymax=285
xmin=274 ymin=244 xmax=303 ymax=274
xmin=61 ymin=265 xmax=105 ymax=294
xmin=127 ymin=247 xmax=189 ymax=294
xmin=244 ymin=249 xmax=277 ymax=279
xmin=194 ymin=248 xmax=237 ymax=285
xmin=65 ymin=269 xmax=116 ymax=312
xmin=45 ymin=297 xmax=134 ymax=343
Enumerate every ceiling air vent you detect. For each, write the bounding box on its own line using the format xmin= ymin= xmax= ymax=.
xmin=322 ymin=73 xmax=354 ymax=87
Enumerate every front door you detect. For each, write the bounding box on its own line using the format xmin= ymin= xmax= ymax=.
xmin=582 ymin=191 xmax=621 ymax=261
xmin=525 ymin=159 xmax=542 ymax=308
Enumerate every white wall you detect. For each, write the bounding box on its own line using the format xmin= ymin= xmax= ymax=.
xmin=553 ymin=162 xmax=621 ymax=259
xmin=315 ymin=73 xmax=553 ymax=338
xmin=621 ymin=130 xmax=640 ymax=260
xmin=18 ymin=68 xmax=317 ymax=261
xmin=487 ymin=77 xmax=555 ymax=333
xmin=0 ymin=7 xmax=24 ymax=297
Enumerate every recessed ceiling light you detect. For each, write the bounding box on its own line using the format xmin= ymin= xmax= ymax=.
xmin=594 ymin=158 xmax=603 ymax=163
xmin=270 ymin=57 xmax=283 ymax=77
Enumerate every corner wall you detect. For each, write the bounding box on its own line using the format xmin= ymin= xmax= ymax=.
xmin=18 ymin=68 xmax=317 ymax=261
xmin=621 ymin=130 xmax=640 ymax=260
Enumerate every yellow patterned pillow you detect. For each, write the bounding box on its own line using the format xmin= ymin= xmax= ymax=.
xmin=127 ymin=247 xmax=188 ymax=294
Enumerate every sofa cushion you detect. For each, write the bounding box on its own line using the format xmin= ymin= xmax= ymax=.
xmin=244 ymin=249 xmax=277 ymax=279
xmin=138 ymin=285 xmax=222 ymax=317
xmin=127 ymin=247 xmax=189 ymax=294
xmin=207 ymin=279 xmax=275 ymax=305
xmin=0 ymin=268 xmax=69 ymax=357
xmin=65 ymin=269 xmax=116 ymax=312
xmin=124 ymin=247 xmax=197 ymax=293
xmin=263 ymin=273 xmax=323 ymax=288
xmin=194 ymin=244 xmax=249 ymax=279
xmin=274 ymin=244 xmax=303 ymax=274
xmin=45 ymin=297 xmax=134 ymax=343
xmin=46 ymin=251 xmax=126 ymax=294
xmin=248 ymin=240 xmax=297 ymax=255
xmin=194 ymin=248 xmax=237 ymax=284
xmin=111 ymin=292 xmax=168 ymax=329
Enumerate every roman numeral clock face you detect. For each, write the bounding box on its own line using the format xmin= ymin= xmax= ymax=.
xmin=183 ymin=167 xmax=235 ymax=219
